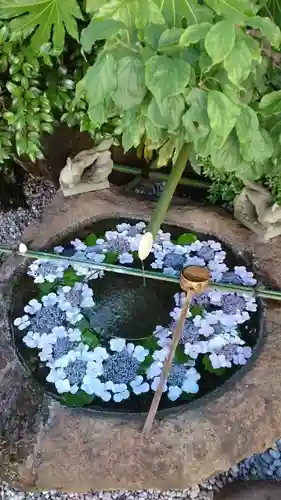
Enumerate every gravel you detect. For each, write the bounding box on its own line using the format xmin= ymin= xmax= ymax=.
xmin=1 ymin=176 xmax=281 ymax=499
xmin=0 ymin=175 xmax=56 ymax=247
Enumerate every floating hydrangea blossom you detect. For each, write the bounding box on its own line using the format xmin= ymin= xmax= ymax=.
xmin=37 ymin=326 xmax=82 ymax=364
xmin=28 ymin=259 xmax=68 ymax=283
xmin=57 ymin=282 xmax=94 ymax=323
xmin=47 ymin=345 xmax=103 ymax=394
xmin=209 ymin=344 xmax=252 ymax=369
xmin=151 ymin=365 xmax=201 ymax=400
xmin=16 ymin=298 xmax=69 ymax=338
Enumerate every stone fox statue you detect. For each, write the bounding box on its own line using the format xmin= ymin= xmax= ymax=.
xmin=59 ymin=138 xmax=113 ymax=196
xmin=234 ymin=179 xmax=281 ymax=241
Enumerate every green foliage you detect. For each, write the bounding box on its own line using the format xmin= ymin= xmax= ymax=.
xmin=61 ymin=390 xmax=94 ymax=407
xmin=63 ymin=267 xmax=80 ymax=286
xmin=79 ymin=0 xmax=281 ymax=184
xmin=202 ymin=355 xmax=227 ymax=376
xmin=0 ymin=5 xmax=102 ymax=170
xmin=85 ymin=233 xmax=98 ymax=246
xmin=81 ymin=329 xmax=99 ymax=348
xmin=0 ymin=0 xmax=83 ymax=55
xmin=177 ymin=232 xmax=198 ymax=245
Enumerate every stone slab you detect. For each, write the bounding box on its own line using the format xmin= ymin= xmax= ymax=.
xmin=214 ymin=481 xmax=281 ymax=499
xmin=2 ymin=187 xmax=281 ymax=491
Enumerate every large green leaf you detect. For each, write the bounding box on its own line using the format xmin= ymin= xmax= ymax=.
xmin=158 ymin=28 xmax=184 ymax=50
xmin=95 ymin=0 xmax=164 ymax=28
xmin=183 ymin=88 xmax=210 ymax=140
xmin=204 ymin=0 xmax=256 ymax=22
xmin=240 ymin=128 xmax=274 ymax=163
xmin=112 ymin=57 xmax=146 ymax=110
xmin=117 ymin=107 xmax=146 ymax=151
xmin=238 ymin=30 xmax=261 ymax=61
xmin=81 ymin=19 xmax=125 ymax=52
xmin=145 ymin=55 xmax=191 ymax=103
xmin=236 ymin=105 xmax=259 ymax=144
xmin=259 ymin=89 xmax=281 ymax=116
xmin=147 ymin=94 xmax=185 ymax=131
xmin=211 ymin=132 xmax=243 ymax=172
xmin=180 ymin=22 xmax=212 ymax=46
xmin=223 ymin=37 xmax=252 ymax=85
xmin=208 ymin=91 xmax=240 ymax=147
xmin=85 ymin=53 xmax=117 ymax=108
xmin=144 ymin=23 xmax=166 ymax=50
xmin=0 ymin=0 xmax=83 ymax=54
xmin=145 ymin=117 xmax=169 ymax=150
xmin=205 ymin=20 xmax=236 ymax=64
xmin=246 ymin=15 xmax=281 ymax=46
xmin=153 ymin=0 xmax=213 ymax=27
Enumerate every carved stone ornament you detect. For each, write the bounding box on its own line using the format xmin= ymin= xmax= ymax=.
xmin=59 ymin=138 xmax=113 ymax=196
xmin=234 ymin=180 xmax=281 ymax=241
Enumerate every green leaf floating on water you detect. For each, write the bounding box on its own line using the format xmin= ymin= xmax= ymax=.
xmin=104 ymin=251 xmax=119 ymax=264
xmin=38 ymin=281 xmax=57 ymax=298
xmin=177 ymin=232 xmax=198 ymax=245
xmin=190 ymin=305 xmax=204 ymax=317
xmin=174 ymin=346 xmax=191 ymax=364
xmin=139 ymin=354 xmax=154 ymax=373
xmin=203 ymin=355 xmax=227 ymax=376
xmin=61 ymin=391 xmax=94 ymax=407
xmin=81 ymin=328 xmax=99 ymax=348
xmin=85 ymin=233 xmax=98 ymax=246
xmin=76 ymin=317 xmax=91 ymax=333
xmin=63 ymin=267 xmax=81 ymax=286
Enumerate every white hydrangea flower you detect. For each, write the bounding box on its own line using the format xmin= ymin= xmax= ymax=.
xmin=71 ymin=238 xmax=87 ymax=251
xmin=151 ymin=376 xmax=167 ymax=392
xmin=193 ymin=316 xmax=215 ymax=337
xmin=104 ymin=381 xmax=130 ymax=402
xmin=14 ymin=314 xmax=30 ymax=330
xmin=119 ymin=252 xmax=134 ymax=264
xmin=41 ymin=293 xmax=58 ymax=307
xmin=57 ymin=282 xmax=94 ymax=311
xmin=27 ymin=259 xmax=68 ymax=283
xmin=209 ymin=343 xmax=252 ymax=369
xmin=146 ymin=360 xmax=162 ymax=379
xmin=110 ymin=338 xmax=126 ymax=353
xmin=48 ymin=345 xmax=103 ymax=395
xmin=168 ymin=386 xmax=182 ymax=401
xmin=24 ymin=299 xmax=42 ymax=315
xmin=91 ymin=346 xmax=109 ymax=362
xmin=234 ymin=266 xmax=257 ymax=285
xmin=86 ymin=252 xmax=105 ymax=264
xmin=54 ymin=245 xmax=64 ymax=254
xmin=22 ymin=330 xmax=40 ymax=348
xmin=127 ymin=343 xmax=149 ymax=362
xmin=130 ymin=375 xmax=149 ymax=395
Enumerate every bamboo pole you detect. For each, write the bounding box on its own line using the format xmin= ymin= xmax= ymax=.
xmin=1 ymin=245 xmax=280 ymax=301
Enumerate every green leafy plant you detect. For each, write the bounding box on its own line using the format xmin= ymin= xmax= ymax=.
xmin=76 ymin=0 xmax=281 ymax=240
xmin=0 ymin=0 xmax=83 ymax=55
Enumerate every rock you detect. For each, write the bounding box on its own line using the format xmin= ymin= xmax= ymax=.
xmin=214 ymin=481 xmax=281 ymax=499
xmin=276 ymin=467 xmax=281 ymax=479
xmin=269 ymin=449 xmax=280 ymax=459
xmin=3 ymin=188 xmax=281 ymax=492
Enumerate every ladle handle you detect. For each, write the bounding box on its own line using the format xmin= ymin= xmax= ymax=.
xmin=142 ymin=289 xmax=193 ymax=437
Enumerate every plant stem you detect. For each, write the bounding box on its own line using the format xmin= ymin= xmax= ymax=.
xmin=147 ymin=144 xmax=191 ymax=237
xmin=112 ymin=163 xmax=210 ymax=189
